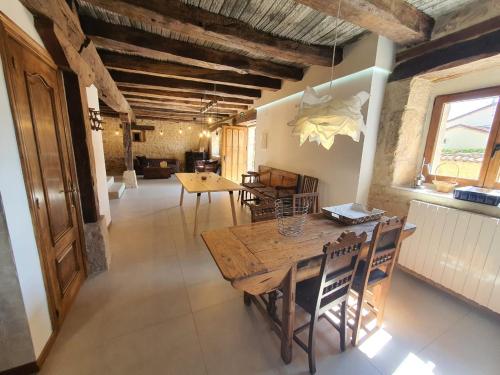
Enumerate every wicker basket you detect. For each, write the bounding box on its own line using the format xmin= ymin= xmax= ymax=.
xmin=432 ymin=163 xmax=459 ymax=193
xmin=275 ymin=198 xmax=309 ymax=236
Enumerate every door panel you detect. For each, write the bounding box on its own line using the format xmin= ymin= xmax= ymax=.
xmin=26 ymin=73 xmax=72 ymax=242
xmin=56 ymin=241 xmax=80 ymax=296
xmin=222 ymin=126 xmax=248 ymax=182
xmin=1 ymin=22 xmax=85 ymax=327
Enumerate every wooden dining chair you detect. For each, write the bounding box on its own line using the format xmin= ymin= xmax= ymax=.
xmin=293 ymin=192 xmax=319 ymax=214
xmin=294 ymin=231 xmax=367 ymax=374
xmin=249 ymin=199 xmax=276 ymax=223
xmin=350 ymin=216 xmax=407 ymax=346
xmin=298 ymin=175 xmax=319 ymax=212
xmin=239 ymin=171 xmax=264 ymax=206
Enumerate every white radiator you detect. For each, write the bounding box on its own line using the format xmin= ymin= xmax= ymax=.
xmin=399 ymin=200 xmax=500 ymax=313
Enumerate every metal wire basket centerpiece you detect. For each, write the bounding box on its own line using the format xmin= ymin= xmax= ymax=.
xmin=275 ymin=198 xmax=310 ymax=236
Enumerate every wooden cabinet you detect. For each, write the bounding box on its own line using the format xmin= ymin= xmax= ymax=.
xmin=399 ymin=200 xmax=500 ymax=313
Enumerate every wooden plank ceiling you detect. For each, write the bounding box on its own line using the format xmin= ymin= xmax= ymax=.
xmin=71 ymin=0 xmax=471 ymax=123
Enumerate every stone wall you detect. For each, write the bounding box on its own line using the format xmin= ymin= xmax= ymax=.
xmin=102 ymin=117 xmax=207 ymax=175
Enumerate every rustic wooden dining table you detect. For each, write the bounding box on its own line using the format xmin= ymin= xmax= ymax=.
xmin=201 ymin=214 xmax=416 ymax=364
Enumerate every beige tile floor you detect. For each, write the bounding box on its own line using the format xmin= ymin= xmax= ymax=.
xmin=40 ymin=178 xmax=500 ymax=375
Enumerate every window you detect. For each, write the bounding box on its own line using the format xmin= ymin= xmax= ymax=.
xmin=132 ymin=130 xmax=145 ymax=142
xmin=424 ymin=86 xmax=500 ymax=189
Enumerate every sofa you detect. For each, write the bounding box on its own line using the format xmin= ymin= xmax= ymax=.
xmin=134 ymin=156 xmax=180 ymax=175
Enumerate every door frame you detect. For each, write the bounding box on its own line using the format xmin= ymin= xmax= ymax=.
xmin=0 ymin=12 xmax=87 ymax=330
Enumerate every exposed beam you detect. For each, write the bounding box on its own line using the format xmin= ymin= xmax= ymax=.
xmin=129 ymin=105 xmax=229 ymax=118
xmin=396 ymin=16 xmax=500 ymax=63
xmin=80 ymin=16 xmax=303 ymax=81
xmin=296 ymin=0 xmax=434 ymax=45
xmin=127 ymin=101 xmax=237 ymax=115
xmin=99 ymin=50 xmax=281 ymax=91
xmin=122 ymin=95 xmax=249 ymax=111
xmin=390 ymin=29 xmax=500 ymax=82
xmin=101 ymin=106 xmax=212 ymax=120
xmin=101 ymin=110 xmax=205 ymax=123
xmin=111 ymin=71 xmax=261 ymax=99
xmin=20 ymin=0 xmax=133 ymax=117
xmin=212 ymin=108 xmax=257 ymax=130
xmin=82 ymin=0 xmax=339 ymax=67
xmin=118 ymin=87 xmax=254 ymax=105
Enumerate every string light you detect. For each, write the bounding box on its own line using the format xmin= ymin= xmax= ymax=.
xmin=114 ymin=130 xmax=119 ymax=136
xmin=159 ymin=130 xmax=164 ymax=136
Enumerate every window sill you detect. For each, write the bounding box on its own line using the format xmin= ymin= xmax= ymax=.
xmin=391 ymin=184 xmax=500 ymax=217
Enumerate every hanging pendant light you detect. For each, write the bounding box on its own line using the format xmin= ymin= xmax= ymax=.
xmin=287 ymin=0 xmax=369 ymax=150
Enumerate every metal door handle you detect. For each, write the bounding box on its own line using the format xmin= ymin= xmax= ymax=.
xmin=492 ymin=144 xmax=500 ymax=158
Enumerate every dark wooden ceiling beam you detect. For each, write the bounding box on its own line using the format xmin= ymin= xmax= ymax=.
xmin=390 ymin=29 xmax=500 ymax=81
xmin=296 ymin=0 xmax=434 ymax=45
xmin=20 ymin=0 xmax=134 ymax=117
xmin=127 ymin=101 xmax=237 ymax=115
xmin=122 ymin=95 xmax=249 ymax=111
xmin=82 ymin=0 xmax=339 ymax=67
xmin=129 ymin=105 xmax=229 ymax=117
xmin=111 ymin=71 xmax=260 ymax=99
xmin=101 ymin=110 xmax=206 ymax=123
xmin=396 ymin=16 xmax=500 ymax=63
xmin=80 ymin=16 xmax=303 ymax=81
xmin=118 ymin=86 xmax=253 ymax=105
xmin=99 ymin=50 xmax=281 ymax=91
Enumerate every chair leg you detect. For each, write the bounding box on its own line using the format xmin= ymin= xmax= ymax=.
xmin=340 ymin=301 xmax=347 ymax=352
xmin=267 ymin=291 xmax=278 ymax=319
xmin=375 ymin=282 xmax=391 ymax=328
xmin=243 ymin=292 xmax=252 ymax=306
xmin=351 ymin=290 xmax=365 ymax=346
xmin=307 ymin=317 xmax=317 ymax=374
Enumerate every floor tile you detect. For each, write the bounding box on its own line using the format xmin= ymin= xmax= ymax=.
xmin=39 ymin=178 xmax=500 ymax=375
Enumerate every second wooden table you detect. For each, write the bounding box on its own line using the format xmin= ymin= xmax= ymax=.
xmin=176 ymin=172 xmax=243 ymax=234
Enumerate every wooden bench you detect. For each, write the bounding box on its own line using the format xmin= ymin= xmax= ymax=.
xmin=241 ymin=165 xmax=300 ymax=206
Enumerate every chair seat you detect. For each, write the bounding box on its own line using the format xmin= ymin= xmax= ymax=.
xmin=296 ymin=277 xmax=349 ymax=314
xmin=254 ymin=187 xmax=295 ymax=199
xmin=242 ymin=182 xmax=266 ymax=189
xmin=351 ymin=261 xmax=388 ymax=292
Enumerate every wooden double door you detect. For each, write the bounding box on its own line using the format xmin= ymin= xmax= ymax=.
xmin=0 ymin=17 xmax=86 ymax=327
xmin=221 ymin=126 xmax=248 ymax=182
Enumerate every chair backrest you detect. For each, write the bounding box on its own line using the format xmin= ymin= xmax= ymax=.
xmin=257 ymin=165 xmax=299 ymax=189
xmin=299 ymin=175 xmax=319 ymax=194
xmin=361 ymin=216 xmax=407 ymax=287
xmin=293 ymin=192 xmax=319 ymax=214
xmin=313 ymin=231 xmax=367 ymax=315
xmin=250 ymin=200 xmax=276 ymax=223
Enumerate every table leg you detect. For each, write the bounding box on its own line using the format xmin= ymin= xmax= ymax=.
xmin=193 ymin=193 xmax=201 ymax=235
xmin=229 ymin=191 xmax=237 ymax=226
xmin=208 ymin=192 xmax=212 ymax=203
xmin=179 ymin=186 xmax=184 ymax=206
xmin=281 ymin=265 xmax=297 ymax=364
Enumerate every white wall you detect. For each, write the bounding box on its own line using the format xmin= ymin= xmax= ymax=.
xmin=86 ymin=86 xmax=111 ymax=226
xmin=0 ymin=1 xmax=52 ymax=358
xmin=255 ymin=35 xmax=394 ymax=207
